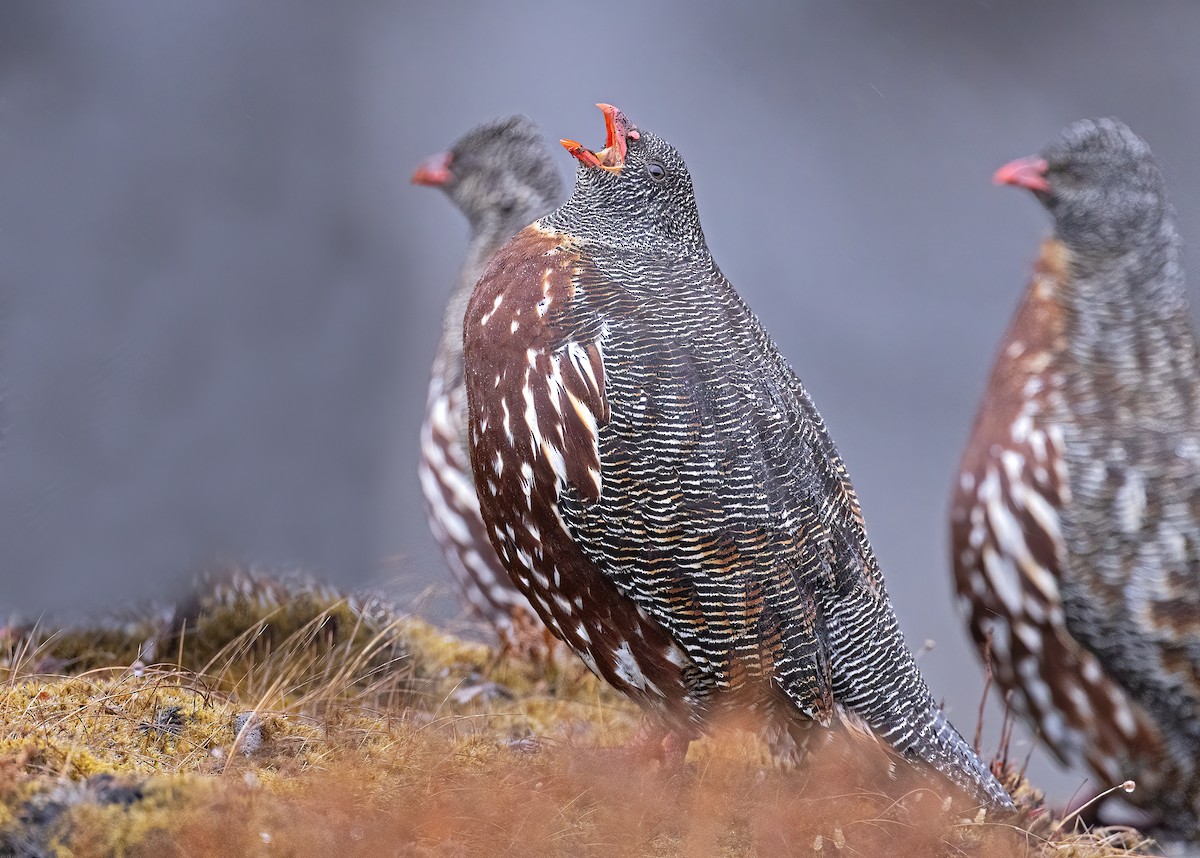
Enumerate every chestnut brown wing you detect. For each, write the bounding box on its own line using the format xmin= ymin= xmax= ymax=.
xmin=464 ymin=227 xmax=702 ymax=723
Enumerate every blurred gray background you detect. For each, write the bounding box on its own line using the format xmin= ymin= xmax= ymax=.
xmin=3 ymin=0 xmax=1199 ymax=803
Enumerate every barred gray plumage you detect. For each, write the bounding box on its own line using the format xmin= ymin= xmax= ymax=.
xmin=952 ymin=117 xmax=1200 ymax=836
xmin=464 ymin=104 xmax=1013 ymax=809
xmin=414 ymin=116 xmax=564 ymax=649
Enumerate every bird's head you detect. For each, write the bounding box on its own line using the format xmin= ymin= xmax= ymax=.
xmin=555 ymin=104 xmax=705 ymax=253
xmin=412 ymin=115 xmax=563 ymax=239
xmin=994 ymin=117 xmax=1169 ymax=257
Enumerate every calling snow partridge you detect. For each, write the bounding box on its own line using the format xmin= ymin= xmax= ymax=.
xmin=463 ymin=103 xmax=1013 ymax=809
xmin=413 ymin=116 xmax=563 ymax=650
xmin=951 ymin=117 xmax=1200 ymax=836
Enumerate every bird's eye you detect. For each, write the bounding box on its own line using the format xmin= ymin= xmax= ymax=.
xmin=498 ymin=193 xmax=516 ymax=213
xmin=646 ymin=161 xmax=666 ymax=182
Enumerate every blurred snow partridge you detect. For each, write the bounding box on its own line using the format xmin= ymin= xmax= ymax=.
xmin=951 ymin=117 xmax=1200 ymax=835
xmin=414 ymin=116 xmax=563 ymax=650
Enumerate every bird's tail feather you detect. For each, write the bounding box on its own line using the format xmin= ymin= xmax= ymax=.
xmin=823 ymin=589 xmax=1014 ymax=809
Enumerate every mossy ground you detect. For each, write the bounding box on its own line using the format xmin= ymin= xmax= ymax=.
xmin=0 ymin=573 xmax=1159 ymax=857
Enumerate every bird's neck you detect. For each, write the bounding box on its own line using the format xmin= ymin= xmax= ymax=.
xmin=1061 ymin=222 xmax=1192 ymax=352
xmin=543 ymin=200 xmax=709 ymax=259
xmin=1057 ymin=225 xmax=1200 ymax=424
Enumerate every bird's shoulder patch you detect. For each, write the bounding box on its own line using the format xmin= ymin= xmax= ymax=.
xmin=468 ymin=226 xmax=579 ymax=346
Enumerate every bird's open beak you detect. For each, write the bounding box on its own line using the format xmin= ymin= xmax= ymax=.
xmin=993 ymin=156 xmax=1050 ymax=192
xmin=561 ymin=103 xmax=639 ymax=173
xmin=412 ymin=151 xmax=454 ymax=186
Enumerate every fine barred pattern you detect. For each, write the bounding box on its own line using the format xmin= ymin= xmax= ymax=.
xmin=465 ymin=104 xmax=1012 ymax=808
xmin=414 ymin=116 xmax=564 ymax=648
xmin=952 ymin=118 xmax=1200 ymax=836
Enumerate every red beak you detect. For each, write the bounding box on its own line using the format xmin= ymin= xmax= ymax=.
xmin=560 ymin=138 xmax=603 ymax=169
xmin=993 ymin=156 xmax=1050 ymax=192
xmin=412 ymin=151 xmax=454 ymax=187
xmin=561 ymin=103 xmax=639 ymax=172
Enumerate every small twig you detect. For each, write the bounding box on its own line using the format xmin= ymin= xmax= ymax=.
xmin=1018 ymin=729 xmax=1036 ymax=783
xmin=974 ymin=630 xmax=995 ymax=754
xmin=996 ymin=690 xmax=1016 ymax=771
xmin=1052 ymin=779 xmax=1136 ymax=836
